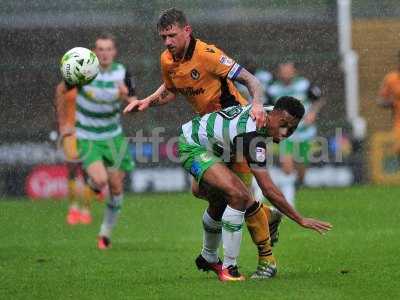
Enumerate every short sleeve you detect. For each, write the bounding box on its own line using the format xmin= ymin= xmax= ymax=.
xmin=201 ymin=46 xmax=242 ymax=81
xmin=160 ymin=53 xmax=175 ymax=90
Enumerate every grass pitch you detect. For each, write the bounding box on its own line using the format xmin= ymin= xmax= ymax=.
xmin=1 ymin=186 xmax=400 ymax=299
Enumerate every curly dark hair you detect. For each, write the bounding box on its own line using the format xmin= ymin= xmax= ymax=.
xmin=274 ymin=96 xmax=305 ymax=119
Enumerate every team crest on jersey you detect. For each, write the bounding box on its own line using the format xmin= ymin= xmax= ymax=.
xmin=168 ymin=70 xmax=176 ymax=78
xmin=219 ymin=55 xmax=234 ymax=66
xmin=191 ymin=69 xmax=200 ymax=80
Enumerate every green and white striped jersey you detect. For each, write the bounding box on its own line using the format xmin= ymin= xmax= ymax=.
xmin=76 ymin=62 xmax=129 ymax=140
xmin=181 ymin=105 xmax=269 ymax=147
xmin=267 ymin=76 xmax=320 ymax=142
xmin=181 ymin=104 xmax=270 ymax=166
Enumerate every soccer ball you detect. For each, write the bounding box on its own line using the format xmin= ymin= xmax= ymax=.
xmin=60 ymin=47 xmax=99 ymax=86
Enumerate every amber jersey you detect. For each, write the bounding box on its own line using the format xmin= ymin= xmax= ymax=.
xmin=160 ymin=37 xmax=247 ymax=115
xmin=379 ymin=71 xmax=400 ymax=129
xmin=62 ymin=88 xmax=78 ymax=127
xmin=58 ymin=88 xmax=78 ymax=160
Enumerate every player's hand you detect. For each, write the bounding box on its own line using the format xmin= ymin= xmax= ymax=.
xmin=123 ymin=99 xmax=151 ymax=114
xmin=299 ymin=217 xmax=332 ymax=234
xmin=303 ymin=111 xmax=316 ymax=125
xmin=60 ymin=126 xmax=75 ymax=138
xmin=250 ymin=101 xmax=266 ymax=129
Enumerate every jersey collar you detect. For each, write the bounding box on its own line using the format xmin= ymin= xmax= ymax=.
xmin=184 ymin=35 xmax=196 ymax=61
xmin=171 ymin=36 xmax=196 ymax=62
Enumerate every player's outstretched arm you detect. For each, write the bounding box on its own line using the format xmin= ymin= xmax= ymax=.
xmin=251 ymin=167 xmax=332 ymax=234
xmin=235 ymin=68 xmax=265 ymax=128
xmin=123 ymin=84 xmax=176 ymax=114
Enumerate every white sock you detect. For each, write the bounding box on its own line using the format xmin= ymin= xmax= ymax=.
xmin=279 ymin=172 xmax=296 ymax=208
xmin=221 ymin=205 xmax=245 ymax=268
xmin=201 ymin=210 xmax=222 ymax=263
xmin=99 ymin=194 xmax=123 ymax=238
xmin=251 ymin=176 xmax=264 ymax=202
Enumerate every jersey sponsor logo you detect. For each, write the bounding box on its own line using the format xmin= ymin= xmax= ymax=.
xmin=191 ymin=69 xmax=200 ymax=80
xmin=219 ymin=55 xmax=234 ymax=66
xmin=176 ymin=87 xmax=205 ymax=97
xmin=255 ymin=147 xmax=266 ymax=162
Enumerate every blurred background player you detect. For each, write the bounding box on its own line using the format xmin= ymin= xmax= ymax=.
xmin=377 ymin=50 xmax=400 ymax=153
xmin=55 ymin=87 xmax=95 ymax=225
xmin=264 ymin=61 xmax=323 ymax=207
xmin=55 ymin=33 xmax=137 ymax=249
xmin=235 ymin=59 xmax=273 ymax=102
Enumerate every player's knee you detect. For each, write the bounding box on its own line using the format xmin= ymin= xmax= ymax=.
xmin=109 ymin=182 xmax=123 ymax=195
xmin=91 ymin=174 xmax=108 ymax=190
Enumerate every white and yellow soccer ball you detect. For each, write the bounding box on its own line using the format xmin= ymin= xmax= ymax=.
xmin=60 ymin=47 xmax=99 ymax=86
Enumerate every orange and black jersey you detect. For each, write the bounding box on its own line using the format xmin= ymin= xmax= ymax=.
xmin=161 ymin=36 xmax=247 ymax=115
xmin=62 ymin=88 xmax=77 ymax=127
xmin=379 ymin=71 xmax=400 ymax=129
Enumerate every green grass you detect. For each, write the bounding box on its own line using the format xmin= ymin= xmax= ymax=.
xmin=1 ymin=186 xmax=400 ymax=299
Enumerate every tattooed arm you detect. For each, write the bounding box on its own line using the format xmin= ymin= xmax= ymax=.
xmin=148 ymin=84 xmax=177 ymax=106
xmin=123 ymin=84 xmax=177 ymax=113
xmin=235 ymin=68 xmax=266 ymax=128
